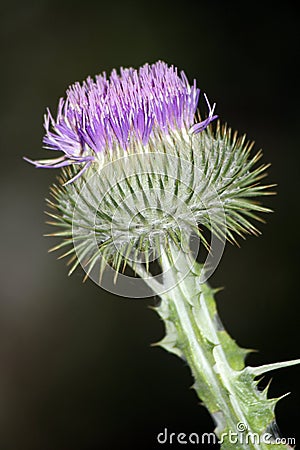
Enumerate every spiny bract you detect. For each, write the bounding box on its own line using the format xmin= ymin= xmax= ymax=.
xmin=46 ymin=122 xmax=273 ymax=280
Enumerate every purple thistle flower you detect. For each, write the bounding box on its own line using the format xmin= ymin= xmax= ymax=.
xmin=25 ymin=61 xmax=217 ymax=183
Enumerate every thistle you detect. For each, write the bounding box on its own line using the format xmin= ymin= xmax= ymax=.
xmin=26 ymin=61 xmax=299 ymax=449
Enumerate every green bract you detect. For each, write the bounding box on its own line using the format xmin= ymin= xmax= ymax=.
xmin=47 ymin=123 xmax=273 ymax=281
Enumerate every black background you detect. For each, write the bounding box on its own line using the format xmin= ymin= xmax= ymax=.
xmin=0 ymin=1 xmax=299 ymax=449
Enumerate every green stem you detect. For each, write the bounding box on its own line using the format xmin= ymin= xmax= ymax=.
xmin=135 ymin=242 xmax=297 ymax=449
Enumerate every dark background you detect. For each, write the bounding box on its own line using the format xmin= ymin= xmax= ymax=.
xmin=0 ymin=1 xmax=299 ymax=449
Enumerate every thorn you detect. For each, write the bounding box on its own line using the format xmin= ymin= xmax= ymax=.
xmin=248 ymin=358 xmax=300 ymax=377
xmin=276 ymin=391 xmax=291 ymax=402
xmin=262 ymin=378 xmax=272 ymax=397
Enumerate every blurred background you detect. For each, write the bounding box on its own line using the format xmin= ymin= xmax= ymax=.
xmin=0 ymin=1 xmax=299 ymax=449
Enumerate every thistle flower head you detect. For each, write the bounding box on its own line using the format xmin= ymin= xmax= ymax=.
xmin=25 ymin=61 xmax=216 ymax=183
xmin=26 ymin=61 xmax=273 ymax=294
